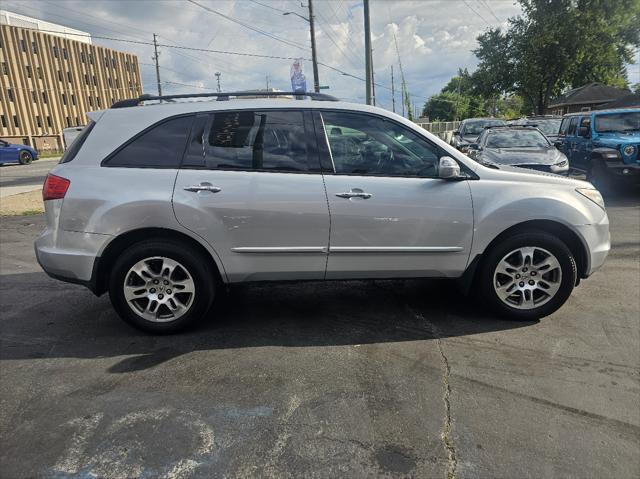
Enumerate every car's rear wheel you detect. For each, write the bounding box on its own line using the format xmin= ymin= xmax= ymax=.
xmin=19 ymin=150 xmax=33 ymax=165
xmin=109 ymin=239 xmax=215 ymax=333
xmin=479 ymin=231 xmax=577 ymax=321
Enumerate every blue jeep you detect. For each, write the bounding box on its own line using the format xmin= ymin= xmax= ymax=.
xmin=556 ymin=108 xmax=639 ymax=192
xmin=0 ymin=139 xmax=39 ymax=165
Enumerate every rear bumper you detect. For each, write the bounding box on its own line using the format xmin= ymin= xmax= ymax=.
xmin=575 ymin=212 xmax=610 ymax=277
xmin=34 ymin=227 xmax=111 ymax=293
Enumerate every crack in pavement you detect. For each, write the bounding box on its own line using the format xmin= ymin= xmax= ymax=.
xmin=411 ymin=307 xmax=458 ymax=479
xmin=372 ymin=281 xmax=458 ymax=479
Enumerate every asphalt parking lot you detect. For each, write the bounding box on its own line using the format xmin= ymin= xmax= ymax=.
xmin=0 ymin=191 xmax=638 ymax=478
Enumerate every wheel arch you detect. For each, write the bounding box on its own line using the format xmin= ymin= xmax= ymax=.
xmin=462 ymin=219 xmax=589 ymax=293
xmin=93 ymin=227 xmax=227 ymax=295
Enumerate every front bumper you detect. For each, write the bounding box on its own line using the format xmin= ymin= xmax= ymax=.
xmin=575 ymin=212 xmax=610 ymax=277
xmin=35 ymin=226 xmax=111 ymax=292
xmin=603 ymin=161 xmax=640 ymax=177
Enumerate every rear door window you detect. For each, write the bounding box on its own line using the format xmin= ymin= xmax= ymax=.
xmin=558 ymin=118 xmax=570 ymax=136
xmin=104 ymin=115 xmax=194 ymax=168
xmin=567 ymin=117 xmax=580 ymax=136
xmin=182 ymin=110 xmax=317 ymax=172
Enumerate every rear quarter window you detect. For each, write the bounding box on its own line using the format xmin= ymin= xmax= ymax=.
xmin=104 ymin=115 xmax=194 ymax=168
xmin=60 ymin=121 xmax=95 ymax=163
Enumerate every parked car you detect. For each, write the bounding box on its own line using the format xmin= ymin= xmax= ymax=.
xmin=468 ymin=125 xmax=569 ymax=174
xmin=0 ymin=139 xmax=38 ymax=165
xmin=35 ymin=91 xmax=610 ymax=333
xmin=451 ymin=117 xmax=507 ymax=153
xmin=511 ymin=116 xmax=563 ymax=143
xmin=556 ymin=108 xmax=639 ymax=192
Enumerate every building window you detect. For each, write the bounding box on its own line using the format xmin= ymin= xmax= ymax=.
xmin=67 ymin=71 xmax=72 ymax=82
xmin=20 ymin=39 xmax=26 ymax=52
xmin=37 ymin=67 xmax=43 ymax=79
xmin=93 ymin=75 xmax=97 ymax=86
xmin=62 ymin=93 xmax=67 ymax=105
xmin=88 ymin=96 xmax=93 ymax=106
xmin=26 ymin=65 xmax=32 ymax=78
xmin=1 ymin=115 xmax=6 ymax=128
xmin=111 ymin=57 xmax=117 ymax=68
xmin=47 ymin=116 xmax=52 ymax=127
xmin=84 ymin=73 xmax=89 ymax=85
xmin=66 ymin=117 xmax=72 ymax=127
xmin=7 ymin=89 xmax=13 ymax=101
xmin=2 ymin=62 xmax=7 ymax=75
xmin=13 ymin=115 xmax=20 ymax=128
xmin=71 ymin=94 xmax=76 ymax=105
xmin=31 ymin=91 xmax=37 ymax=102
xmin=32 ymin=41 xmax=38 ymax=53
xmin=53 ymin=45 xmax=59 ymax=58
xmin=125 ymin=61 xmax=129 ymax=72
xmin=75 ymin=116 xmax=80 ymax=125
xmin=108 ymin=77 xmax=113 ymax=87
xmin=80 ymin=51 xmax=86 ymax=63
xmin=63 ymin=48 xmax=68 ymax=60
xmin=36 ymin=116 xmax=42 ymax=128
xmin=116 ymin=78 xmax=120 ymax=88
xmin=96 ymin=97 xmax=101 ymax=107
xmin=42 ymin=92 xmax=48 ymax=103
xmin=88 ymin=52 xmax=93 ymax=64
xmin=58 ymin=70 xmax=63 ymax=82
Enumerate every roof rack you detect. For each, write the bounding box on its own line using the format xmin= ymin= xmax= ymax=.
xmin=111 ymin=91 xmax=340 ymax=108
xmin=484 ymin=124 xmax=538 ymax=130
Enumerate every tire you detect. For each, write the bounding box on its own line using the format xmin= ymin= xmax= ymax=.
xmin=588 ymin=160 xmax=614 ymax=195
xmin=108 ymin=239 xmax=216 ymax=333
xmin=19 ymin=150 xmax=33 ymax=165
xmin=478 ymin=231 xmax=577 ymax=321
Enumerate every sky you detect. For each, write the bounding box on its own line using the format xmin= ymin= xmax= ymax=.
xmin=3 ymin=0 xmax=638 ymax=115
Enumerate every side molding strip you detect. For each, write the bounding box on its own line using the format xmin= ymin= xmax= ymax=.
xmin=329 ymin=246 xmax=464 ymax=253
xmin=232 ymin=247 xmax=328 ymax=253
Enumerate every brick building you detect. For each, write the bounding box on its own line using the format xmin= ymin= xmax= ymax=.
xmin=0 ymin=10 xmax=142 ymax=152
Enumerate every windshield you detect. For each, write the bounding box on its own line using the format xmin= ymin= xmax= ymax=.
xmin=462 ymin=119 xmax=506 ymax=136
xmin=485 ymin=130 xmax=550 ymax=148
xmin=594 ymin=112 xmax=640 ymax=133
xmin=533 ymin=119 xmax=562 ymax=136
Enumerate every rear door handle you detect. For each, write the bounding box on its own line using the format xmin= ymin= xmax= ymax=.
xmin=184 ymin=183 xmax=221 ymax=193
xmin=336 ymin=188 xmax=372 ymax=199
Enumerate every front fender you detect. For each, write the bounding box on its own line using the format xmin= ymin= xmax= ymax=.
xmin=468 ymin=180 xmax=604 ymax=260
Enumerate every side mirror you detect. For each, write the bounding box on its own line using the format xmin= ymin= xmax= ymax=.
xmin=452 ymin=130 xmax=460 ymax=136
xmin=578 ymin=126 xmax=590 ymax=138
xmin=554 ymin=140 xmax=563 ymax=149
xmin=438 ymin=156 xmax=462 ymax=179
xmin=468 ymin=143 xmax=478 ymax=150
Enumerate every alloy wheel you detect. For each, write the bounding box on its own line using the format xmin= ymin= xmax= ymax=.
xmin=123 ymin=256 xmax=195 ymax=322
xmin=493 ymin=246 xmax=562 ymax=310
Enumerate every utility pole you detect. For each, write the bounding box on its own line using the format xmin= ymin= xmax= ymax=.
xmin=370 ymin=47 xmax=376 ymax=106
xmin=152 ymin=34 xmax=162 ymax=98
xmin=391 ymin=65 xmax=396 ymax=113
xmin=215 ymin=72 xmax=221 ymax=92
xmin=265 ymin=74 xmax=270 ymax=90
xmin=308 ymin=0 xmax=320 ymax=93
xmin=363 ymin=0 xmax=372 ymax=105
xmin=283 ymin=3 xmax=319 ymax=93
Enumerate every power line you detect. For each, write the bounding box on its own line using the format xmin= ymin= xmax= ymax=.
xmin=477 ymin=0 xmax=502 ymax=23
xmin=247 ymin=0 xmax=288 ymax=14
xmin=185 ymin=0 xmax=310 ymax=52
xmin=462 ymin=0 xmax=491 ymax=26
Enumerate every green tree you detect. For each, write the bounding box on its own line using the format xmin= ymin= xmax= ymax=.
xmin=473 ymin=0 xmax=640 ymax=114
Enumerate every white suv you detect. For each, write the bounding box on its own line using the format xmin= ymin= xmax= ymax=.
xmin=35 ymin=92 xmax=610 ymax=333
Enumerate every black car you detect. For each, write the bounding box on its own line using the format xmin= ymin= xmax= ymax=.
xmin=451 ymin=117 xmax=506 ymax=153
xmin=468 ymin=126 xmax=570 ymax=174
xmin=511 ymin=116 xmax=563 ymax=143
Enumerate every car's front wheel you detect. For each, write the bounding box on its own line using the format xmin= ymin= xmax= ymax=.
xmin=19 ymin=150 xmax=33 ymax=165
xmin=479 ymin=231 xmax=577 ymax=321
xmin=109 ymin=239 xmax=216 ymax=333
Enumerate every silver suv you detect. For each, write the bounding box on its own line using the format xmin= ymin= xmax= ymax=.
xmin=35 ymin=92 xmax=610 ymax=333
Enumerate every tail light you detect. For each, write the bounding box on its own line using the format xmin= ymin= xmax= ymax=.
xmin=43 ymin=174 xmax=70 ymax=201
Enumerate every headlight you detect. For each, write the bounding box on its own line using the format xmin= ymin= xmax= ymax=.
xmin=555 ymin=160 xmax=568 ymax=167
xmin=576 ymin=187 xmax=605 ymax=210
xmin=623 ymin=145 xmax=635 ymax=156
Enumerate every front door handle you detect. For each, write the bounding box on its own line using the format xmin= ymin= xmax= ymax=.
xmin=336 ymin=188 xmax=372 ymax=199
xmin=184 ymin=183 xmax=221 ymax=193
